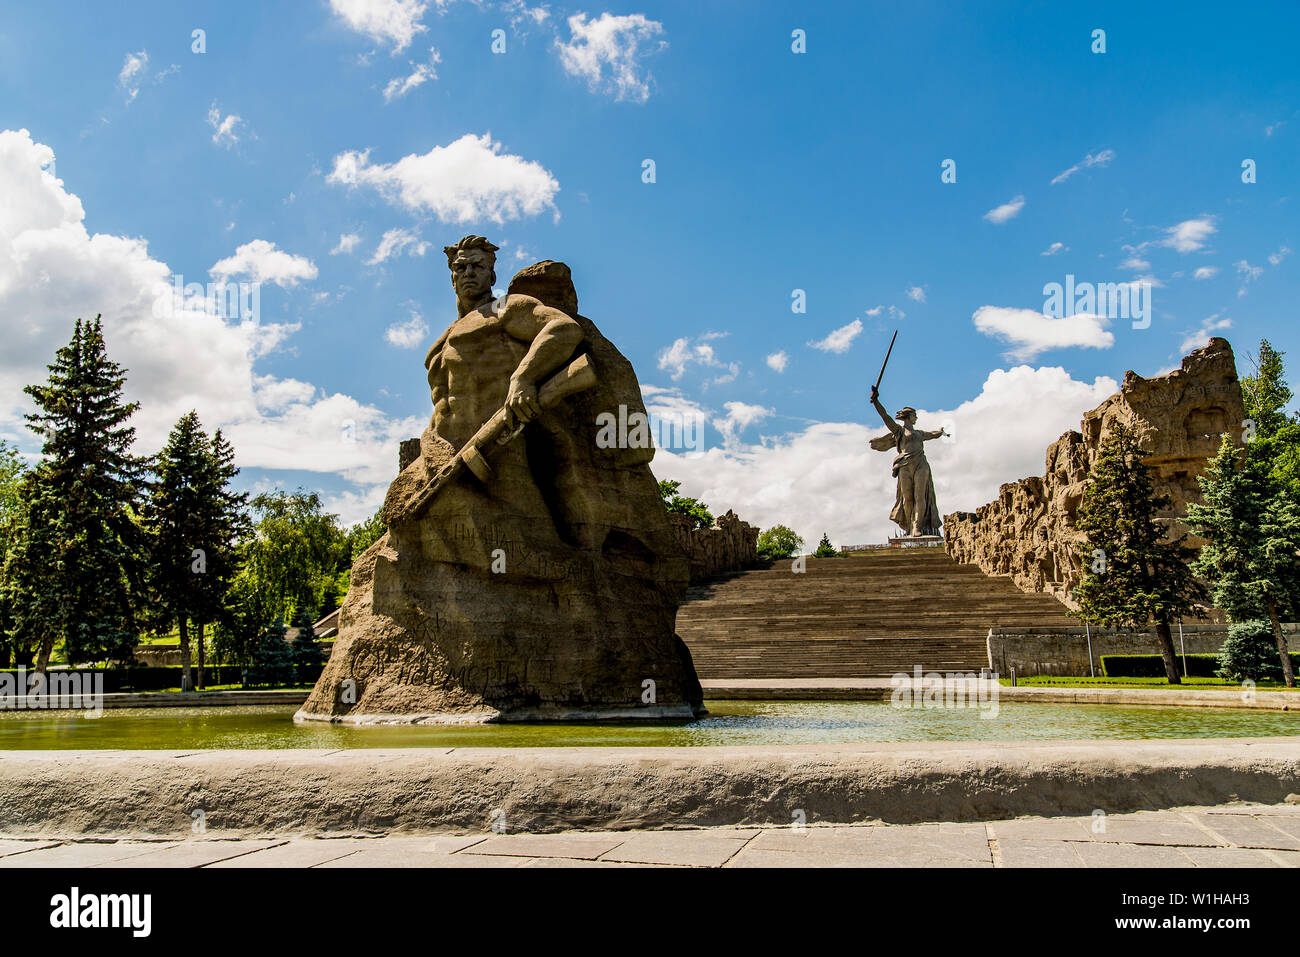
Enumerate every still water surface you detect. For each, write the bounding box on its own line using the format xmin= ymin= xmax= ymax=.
xmin=1 ymin=700 xmax=1297 ymax=749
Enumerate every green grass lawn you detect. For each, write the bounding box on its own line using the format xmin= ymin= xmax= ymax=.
xmin=1001 ymin=675 xmax=1299 ymax=690
xmin=130 ymin=683 xmax=316 ymax=694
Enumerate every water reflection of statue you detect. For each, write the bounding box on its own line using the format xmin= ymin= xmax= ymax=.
xmin=869 ymin=384 xmax=946 ymax=537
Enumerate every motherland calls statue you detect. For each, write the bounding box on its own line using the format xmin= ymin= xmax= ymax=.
xmin=297 ymin=236 xmax=704 ymax=723
xmin=867 ymin=336 xmax=947 ymax=538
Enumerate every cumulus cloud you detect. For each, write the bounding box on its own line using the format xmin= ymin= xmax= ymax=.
xmin=0 ymin=128 xmax=419 ymax=503
xmin=657 ymin=334 xmax=738 ymax=384
xmin=905 ymin=286 xmax=926 ymax=303
xmin=327 ymin=133 xmax=560 ymax=224
xmin=1158 ymin=216 xmax=1216 ymax=253
xmin=766 ymin=350 xmax=788 ymax=373
xmin=972 ymin=306 xmax=1113 ymax=361
xmin=554 ymin=12 xmax=665 ymax=103
xmin=983 ymin=195 xmax=1025 ymax=224
xmin=1193 ymin=266 xmax=1218 ymax=279
xmin=331 ymin=233 xmax=362 ymax=255
xmin=366 ymin=227 xmax=429 ymax=264
xmin=329 ymin=0 xmax=429 ymax=52
xmin=1269 ymin=246 xmax=1292 ymax=266
xmin=1041 ymin=242 xmax=1068 ymax=256
xmin=210 ymin=239 xmax=318 ymax=287
xmin=1050 ymin=148 xmax=1115 ymax=185
xmin=206 ymin=103 xmax=245 ymax=148
xmin=713 ymin=401 xmax=771 ymax=446
xmin=807 ymin=318 xmax=863 ymax=354
xmin=654 ymin=365 xmax=1119 ymax=546
xmin=385 ymin=311 xmax=429 ymax=348
xmin=1179 ymin=314 xmax=1232 ymax=354
xmin=383 ymin=47 xmax=440 ymax=100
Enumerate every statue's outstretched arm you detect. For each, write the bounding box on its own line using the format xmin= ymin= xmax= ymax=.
xmin=870 ymin=392 xmax=898 ymax=434
xmin=919 ymin=427 xmax=948 ymax=441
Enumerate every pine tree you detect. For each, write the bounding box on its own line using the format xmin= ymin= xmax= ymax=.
xmin=1241 ymin=339 xmax=1300 ymax=497
xmin=248 ymin=618 xmax=295 ymax=686
xmin=16 ymin=317 xmax=147 ymax=670
xmin=1185 ymin=435 xmax=1300 ymax=687
xmin=1073 ymin=421 xmax=1206 ymax=683
xmin=813 ymin=533 xmax=837 ymax=557
xmin=144 ymin=414 xmax=250 ymax=690
xmin=289 ymin=603 xmax=324 ymax=681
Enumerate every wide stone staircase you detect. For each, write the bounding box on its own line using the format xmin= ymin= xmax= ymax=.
xmin=677 ymin=548 xmax=1075 ymax=678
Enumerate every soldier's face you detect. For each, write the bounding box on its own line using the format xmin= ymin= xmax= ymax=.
xmin=450 ymin=251 xmax=493 ymax=301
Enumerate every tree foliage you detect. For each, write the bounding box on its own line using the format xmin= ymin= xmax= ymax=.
xmin=1072 ymin=421 xmax=1206 ymax=683
xmin=1185 ymin=434 xmax=1300 ymax=686
xmin=657 ymin=479 xmax=714 ymax=530
xmin=757 ymin=525 xmax=804 ymax=561
xmin=813 ymin=533 xmax=837 ymax=558
xmin=4 ymin=317 xmax=147 ymax=669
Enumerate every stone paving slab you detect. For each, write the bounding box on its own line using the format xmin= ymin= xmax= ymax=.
xmin=598 ymin=830 xmax=758 ymax=867
xmin=11 ymin=803 xmax=1300 ymax=868
xmin=101 ymin=840 xmax=286 ymax=868
xmin=464 ymin=834 xmax=625 ymax=860
xmin=0 ymin=841 xmax=181 ymax=868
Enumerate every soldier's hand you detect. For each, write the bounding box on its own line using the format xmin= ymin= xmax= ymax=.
xmin=506 ymin=379 xmax=540 ymax=422
xmin=870 ymin=386 xmax=879 ymax=402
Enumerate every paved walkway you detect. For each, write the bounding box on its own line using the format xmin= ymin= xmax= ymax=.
xmin=4 ymin=803 xmax=1300 ymax=868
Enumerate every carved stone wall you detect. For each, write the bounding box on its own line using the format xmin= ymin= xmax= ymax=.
xmin=945 ymin=338 xmax=1245 ymax=606
xmin=670 ymin=510 xmax=760 ymax=582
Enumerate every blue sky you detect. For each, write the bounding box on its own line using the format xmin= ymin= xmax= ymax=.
xmin=1 ymin=0 xmax=1296 ymax=545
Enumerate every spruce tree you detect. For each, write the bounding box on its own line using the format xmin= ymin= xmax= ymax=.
xmin=813 ymin=533 xmax=837 ymax=557
xmin=1073 ymin=421 xmax=1206 ymax=683
xmin=18 ymin=317 xmax=146 ymax=670
xmin=289 ymin=603 xmax=325 ymax=681
xmin=1241 ymin=339 xmax=1300 ymax=496
xmin=1185 ymin=435 xmax=1300 ymax=686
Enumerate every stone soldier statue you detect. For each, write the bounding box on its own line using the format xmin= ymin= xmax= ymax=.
xmin=297 ymin=236 xmax=703 ymax=724
xmin=869 ymin=384 xmax=946 ymax=537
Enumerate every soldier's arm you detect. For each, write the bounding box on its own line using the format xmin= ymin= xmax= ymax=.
xmin=919 ymin=427 xmax=948 ymax=441
xmin=501 ymin=295 xmax=582 ymax=421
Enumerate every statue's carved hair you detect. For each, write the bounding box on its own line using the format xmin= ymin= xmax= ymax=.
xmin=443 ymin=235 xmax=500 ymax=266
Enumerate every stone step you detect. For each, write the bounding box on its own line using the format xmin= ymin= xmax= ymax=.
xmin=678 ymin=552 xmax=1072 ymax=678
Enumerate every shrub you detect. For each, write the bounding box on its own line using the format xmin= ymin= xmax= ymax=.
xmin=1217 ymin=620 xmax=1284 ymax=682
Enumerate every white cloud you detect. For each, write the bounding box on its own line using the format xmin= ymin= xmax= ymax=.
xmin=1050 ymin=148 xmax=1115 ymax=185
xmin=657 ymin=334 xmax=738 ymax=382
xmin=654 ymin=365 xmax=1118 ymax=547
xmin=983 ymin=195 xmax=1025 ymax=224
xmin=331 ymin=233 xmax=362 ymax=255
xmin=807 ymin=319 xmax=863 ymax=354
xmin=210 ymin=239 xmax=318 ymax=288
xmin=118 ymin=51 xmax=148 ymax=101
xmin=1179 ymin=314 xmax=1232 ymax=354
xmin=713 ymin=401 xmax=771 ymax=446
xmin=327 ymin=133 xmax=560 ymax=225
xmin=554 ymin=12 xmax=665 ymax=103
xmin=1265 ymin=119 xmax=1287 ymax=137
xmin=905 ymin=286 xmax=926 ymax=303
xmin=1158 ymin=216 xmax=1216 ymax=253
xmin=1193 ymin=266 xmax=1218 ymax=279
xmin=1041 ymin=242 xmax=1068 ymax=256
xmin=766 ymin=350 xmax=788 ymax=373
xmin=1235 ymin=259 xmax=1263 ymax=296
xmin=1120 ymin=255 xmax=1151 ymax=271
xmin=206 ymin=103 xmax=245 ymax=148
xmin=972 ymin=305 xmax=1113 ymax=361
xmin=385 ymin=311 xmax=429 ymax=348
xmin=366 ymin=227 xmax=429 ymax=264
xmin=0 ymin=128 xmax=418 ymax=503
xmin=330 ymin=0 xmax=429 ymax=52
xmin=503 ymin=0 xmax=550 ymax=31
xmin=383 ymin=47 xmax=440 ymax=100
xmin=1269 ymin=245 xmax=1292 ymax=266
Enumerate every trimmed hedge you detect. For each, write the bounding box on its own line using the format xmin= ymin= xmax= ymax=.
xmin=0 ymin=664 xmax=323 ymax=692
xmin=1100 ymin=652 xmax=1299 ymax=679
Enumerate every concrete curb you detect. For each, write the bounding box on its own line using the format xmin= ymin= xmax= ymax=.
xmin=2 ymin=738 xmax=1298 ymax=837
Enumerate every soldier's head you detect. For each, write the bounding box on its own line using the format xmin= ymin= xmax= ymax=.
xmin=895 ymin=406 xmax=917 ymax=426
xmin=444 ymin=235 xmax=498 ymax=313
